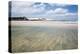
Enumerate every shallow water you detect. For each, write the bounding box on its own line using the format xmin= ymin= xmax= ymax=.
xmin=11 ymin=22 xmax=78 ymax=52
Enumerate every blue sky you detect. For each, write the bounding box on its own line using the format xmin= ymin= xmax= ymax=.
xmin=11 ymin=1 xmax=78 ymax=21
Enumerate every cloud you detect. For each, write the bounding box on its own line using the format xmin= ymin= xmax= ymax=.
xmin=11 ymin=1 xmax=78 ymax=21
xmin=45 ymin=8 xmax=77 ymax=20
xmin=11 ymin=1 xmax=32 ymax=16
xmin=12 ymin=1 xmax=46 ymax=17
xmin=54 ymin=8 xmax=68 ymax=14
xmin=46 ymin=8 xmax=68 ymax=15
xmin=33 ymin=3 xmax=45 ymax=9
xmin=55 ymin=4 xmax=68 ymax=7
xmin=12 ymin=1 xmax=33 ymax=7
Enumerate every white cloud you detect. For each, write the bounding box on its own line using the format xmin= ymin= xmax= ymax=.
xmin=46 ymin=10 xmax=54 ymax=14
xmin=54 ymin=8 xmax=68 ymax=14
xmin=12 ymin=2 xmax=69 ymax=16
xmin=11 ymin=1 xmax=77 ymax=21
xmin=33 ymin=3 xmax=45 ymax=8
xmin=55 ymin=4 xmax=67 ymax=7
xmin=12 ymin=1 xmax=33 ymax=7
xmin=46 ymin=8 xmax=68 ymax=15
xmin=12 ymin=1 xmax=46 ymax=16
xmin=12 ymin=1 xmax=34 ymax=15
xmin=65 ymin=12 xmax=77 ymax=16
xmin=46 ymin=8 xmax=77 ymax=17
xmin=45 ymin=8 xmax=77 ymax=20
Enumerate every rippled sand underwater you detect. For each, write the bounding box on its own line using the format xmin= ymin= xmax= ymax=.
xmin=11 ymin=21 xmax=78 ymax=52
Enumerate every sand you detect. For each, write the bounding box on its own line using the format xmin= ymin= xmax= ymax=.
xmin=10 ymin=21 xmax=78 ymax=52
xmin=11 ymin=21 xmax=78 ymax=29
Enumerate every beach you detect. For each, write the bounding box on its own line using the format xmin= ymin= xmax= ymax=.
xmin=10 ymin=21 xmax=78 ymax=52
xmin=11 ymin=21 xmax=77 ymax=29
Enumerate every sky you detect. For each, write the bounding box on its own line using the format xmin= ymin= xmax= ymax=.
xmin=10 ymin=1 xmax=78 ymax=21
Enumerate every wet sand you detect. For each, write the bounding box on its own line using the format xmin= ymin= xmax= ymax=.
xmin=11 ymin=21 xmax=77 ymax=29
xmin=10 ymin=21 xmax=78 ymax=52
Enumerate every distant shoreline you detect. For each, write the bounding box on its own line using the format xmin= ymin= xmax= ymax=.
xmin=11 ymin=21 xmax=78 ymax=29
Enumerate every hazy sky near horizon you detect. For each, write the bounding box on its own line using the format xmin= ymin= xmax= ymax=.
xmin=11 ymin=1 xmax=78 ymax=21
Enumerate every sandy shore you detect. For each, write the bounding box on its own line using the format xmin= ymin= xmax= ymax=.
xmin=11 ymin=21 xmax=78 ymax=52
xmin=11 ymin=21 xmax=78 ymax=29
